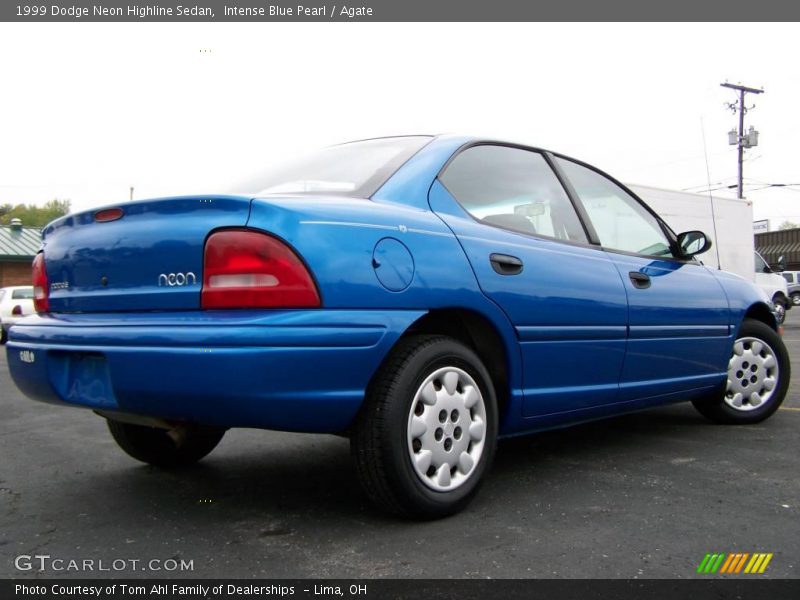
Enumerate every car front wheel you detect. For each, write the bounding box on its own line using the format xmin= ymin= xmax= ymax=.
xmin=351 ymin=335 xmax=498 ymax=519
xmin=107 ymin=419 xmax=226 ymax=467
xmin=791 ymin=292 xmax=800 ymax=307
xmin=692 ymin=318 xmax=790 ymax=424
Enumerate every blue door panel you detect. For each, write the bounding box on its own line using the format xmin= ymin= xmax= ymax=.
xmin=608 ymin=254 xmax=731 ymax=399
xmin=519 ymin=338 xmax=627 ymax=416
xmin=619 ymin=338 xmax=733 ymax=399
xmin=429 ymin=180 xmax=629 ymax=415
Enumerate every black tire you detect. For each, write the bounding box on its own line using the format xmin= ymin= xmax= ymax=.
xmin=107 ymin=419 xmax=225 ymax=467
xmin=692 ymin=319 xmax=790 ymax=424
xmin=351 ymin=335 xmax=498 ymax=519
xmin=0 ymin=327 xmax=7 ymax=345
xmin=791 ymin=292 xmax=800 ymax=307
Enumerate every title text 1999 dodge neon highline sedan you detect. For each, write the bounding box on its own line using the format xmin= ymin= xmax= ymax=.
xmin=6 ymin=135 xmax=790 ymax=518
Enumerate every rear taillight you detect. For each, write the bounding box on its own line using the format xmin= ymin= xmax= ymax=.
xmin=11 ymin=305 xmax=22 ymax=316
xmin=32 ymin=252 xmax=49 ymax=313
xmin=201 ymin=229 xmax=320 ymax=309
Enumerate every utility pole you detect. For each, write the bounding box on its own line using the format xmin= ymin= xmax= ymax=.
xmin=720 ymin=82 xmax=763 ymax=199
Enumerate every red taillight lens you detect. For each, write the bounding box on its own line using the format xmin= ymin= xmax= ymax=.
xmin=32 ymin=253 xmax=49 ymax=313
xmin=11 ymin=305 xmax=22 ymax=316
xmin=201 ymin=229 xmax=320 ymax=309
xmin=94 ymin=207 xmax=124 ymax=222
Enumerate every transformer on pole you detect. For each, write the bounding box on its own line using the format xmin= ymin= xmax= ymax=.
xmin=721 ymin=82 xmax=763 ymax=199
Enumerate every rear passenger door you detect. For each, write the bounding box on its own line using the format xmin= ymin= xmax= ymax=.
xmin=430 ymin=144 xmax=629 ymax=417
xmin=554 ymin=156 xmax=731 ymax=401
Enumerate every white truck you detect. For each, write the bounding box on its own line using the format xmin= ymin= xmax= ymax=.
xmin=629 ymin=184 xmax=790 ymax=323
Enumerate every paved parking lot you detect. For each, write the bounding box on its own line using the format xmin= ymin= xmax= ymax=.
xmin=1 ymin=313 xmax=798 ymax=579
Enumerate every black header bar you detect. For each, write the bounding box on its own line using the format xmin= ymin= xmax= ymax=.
xmin=2 ymin=0 xmax=800 ymax=22
xmin=4 ymin=579 xmax=800 ymax=600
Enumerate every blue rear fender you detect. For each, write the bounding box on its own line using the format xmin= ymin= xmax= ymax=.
xmin=244 ymin=195 xmax=526 ymax=431
xmin=247 ymin=195 xmax=483 ymax=308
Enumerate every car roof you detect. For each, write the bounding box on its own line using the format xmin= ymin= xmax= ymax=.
xmin=341 ymin=134 xmax=556 ymax=155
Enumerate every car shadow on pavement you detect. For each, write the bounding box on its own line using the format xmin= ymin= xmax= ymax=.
xmin=68 ymin=403 xmax=714 ymax=526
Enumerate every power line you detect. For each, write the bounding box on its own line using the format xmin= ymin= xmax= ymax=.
xmin=746 ymin=184 xmax=800 ymax=193
xmin=681 ymin=177 xmax=737 ymax=192
xmin=688 ymin=183 xmax=739 ymax=193
xmin=685 ymin=181 xmax=800 ymax=194
xmin=685 ymin=174 xmax=800 ymax=194
xmin=746 ymin=180 xmax=800 ymax=187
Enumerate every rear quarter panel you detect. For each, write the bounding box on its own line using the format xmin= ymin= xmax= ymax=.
xmin=247 ymin=196 xmax=472 ymax=308
xmin=245 ymin=196 xmax=527 ymax=432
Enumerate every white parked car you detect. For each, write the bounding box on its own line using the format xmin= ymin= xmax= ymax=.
xmin=0 ymin=286 xmax=34 ymax=344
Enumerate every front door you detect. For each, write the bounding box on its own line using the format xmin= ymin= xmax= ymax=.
xmin=554 ymin=156 xmax=732 ymax=401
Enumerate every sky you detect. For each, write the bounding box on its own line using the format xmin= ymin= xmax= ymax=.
xmin=1 ymin=22 xmax=798 ymax=228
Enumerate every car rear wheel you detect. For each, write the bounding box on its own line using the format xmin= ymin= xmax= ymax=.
xmin=692 ymin=319 xmax=790 ymax=424
xmin=791 ymin=292 xmax=800 ymax=306
xmin=107 ymin=419 xmax=225 ymax=467
xmin=351 ymin=335 xmax=498 ymax=519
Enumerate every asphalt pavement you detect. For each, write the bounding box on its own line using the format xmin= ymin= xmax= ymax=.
xmin=1 ymin=312 xmax=798 ymax=579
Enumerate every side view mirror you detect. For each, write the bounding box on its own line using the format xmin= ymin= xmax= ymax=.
xmin=773 ymin=255 xmax=786 ymax=273
xmin=677 ymin=230 xmax=712 ymax=258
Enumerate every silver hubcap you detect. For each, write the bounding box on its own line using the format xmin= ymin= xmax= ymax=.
xmin=406 ymin=366 xmax=487 ymax=492
xmin=725 ymin=336 xmax=779 ymax=412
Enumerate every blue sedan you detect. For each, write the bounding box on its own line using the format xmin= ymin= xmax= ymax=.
xmin=6 ymin=135 xmax=790 ymax=518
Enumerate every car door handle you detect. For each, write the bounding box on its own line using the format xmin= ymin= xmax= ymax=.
xmin=490 ymin=253 xmax=524 ymax=275
xmin=629 ymin=271 xmax=651 ymax=289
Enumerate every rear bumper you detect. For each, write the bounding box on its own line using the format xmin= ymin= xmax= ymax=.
xmin=6 ymin=309 xmax=425 ymax=432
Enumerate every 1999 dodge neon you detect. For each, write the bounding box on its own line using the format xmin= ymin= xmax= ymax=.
xmin=6 ymin=135 xmax=790 ymax=518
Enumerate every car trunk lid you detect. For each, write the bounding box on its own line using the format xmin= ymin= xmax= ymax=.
xmin=42 ymin=195 xmax=253 ymax=312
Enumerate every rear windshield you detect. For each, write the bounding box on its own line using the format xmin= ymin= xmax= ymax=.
xmin=234 ymin=136 xmax=432 ymax=198
xmin=11 ymin=288 xmax=33 ymax=299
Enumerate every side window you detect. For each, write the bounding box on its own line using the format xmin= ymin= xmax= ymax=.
xmin=439 ymin=145 xmax=587 ymax=243
xmin=11 ymin=288 xmax=34 ymax=300
xmin=555 ymin=157 xmax=675 ymax=258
